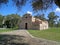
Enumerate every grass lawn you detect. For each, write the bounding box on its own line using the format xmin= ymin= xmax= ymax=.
xmin=28 ymin=28 xmax=60 ymax=42
xmin=0 ymin=28 xmax=16 ymax=33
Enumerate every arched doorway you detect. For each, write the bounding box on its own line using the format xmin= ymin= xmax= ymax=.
xmin=25 ymin=23 xmax=28 ymax=29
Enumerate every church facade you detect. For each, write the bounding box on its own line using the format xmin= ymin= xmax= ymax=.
xmin=19 ymin=13 xmax=48 ymax=30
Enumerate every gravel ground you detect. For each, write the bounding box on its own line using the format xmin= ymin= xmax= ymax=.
xmin=0 ymin=30 xmax=60 ymax=45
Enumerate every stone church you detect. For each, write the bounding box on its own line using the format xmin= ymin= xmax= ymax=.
xmin=19 ymin=13 xmax=48 ymax=30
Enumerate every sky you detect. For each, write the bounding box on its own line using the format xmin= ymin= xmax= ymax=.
xmin=0 ymin=0 xmax=60 ymax=18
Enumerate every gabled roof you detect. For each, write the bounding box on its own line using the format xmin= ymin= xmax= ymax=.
xmin=34 ymin=17 xmax=48 ymax=24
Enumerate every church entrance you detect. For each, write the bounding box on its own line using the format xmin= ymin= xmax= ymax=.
xmin=25 ymin=23 xmax=28 ymax=29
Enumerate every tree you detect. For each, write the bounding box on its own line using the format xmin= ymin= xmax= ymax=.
xmin=57 ymin=19 xmax=60 ymax=27
xmin=32 ymin=0 xmax=60 ymax=11
xmin=5 ymin=14 xmax=21 ymax=28
xmin=0 ymin=0 xmax=60 ymax=11
xmin=5 ymin=20 xmax=11 ymax=28
xmin=34 ymin=14 xmax=46 ymax=21
xmin=48 ymin=12 xmax=59 ymax=27
xmin=0 ymin=0 xmax=27 ymax=10
xmin=0 ymin=14 xmax=4 ymax=27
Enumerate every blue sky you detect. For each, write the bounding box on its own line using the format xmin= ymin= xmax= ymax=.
xmin=0 ymin=0 xmax=60 ymax=18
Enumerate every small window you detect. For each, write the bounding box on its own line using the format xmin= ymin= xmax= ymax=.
xmin=25 ymin=16 xmax=27 ymax=18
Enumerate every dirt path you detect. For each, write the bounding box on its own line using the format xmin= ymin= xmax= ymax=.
xmin=0 ymin=30 xmax=60 ymax=45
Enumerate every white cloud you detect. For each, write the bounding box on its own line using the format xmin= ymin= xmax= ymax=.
xmin=27 ymin=11 xmax=32 ymax=15
xmin=55 ymin=8 xmax=60 ymax=12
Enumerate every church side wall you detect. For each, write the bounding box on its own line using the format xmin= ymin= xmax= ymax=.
xmin=39 ymin=21 xmax=48 ymax=30
xmin=31 ymin=22 xmax=40 ymax=30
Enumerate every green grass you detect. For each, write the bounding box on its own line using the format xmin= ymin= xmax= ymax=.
xmin=28 ymin=28 xmax=60 ymax=42
xmin=0 ymin=28 xmax=16 ymax=33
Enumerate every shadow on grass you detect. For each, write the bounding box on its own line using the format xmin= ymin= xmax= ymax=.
xmin=0 ymin=34 xmax=29 ymax=45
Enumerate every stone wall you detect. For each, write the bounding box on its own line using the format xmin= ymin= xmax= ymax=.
xmin=19 ymin=14 xmax=32 ymax=29
xmin=19 ymin=13 xmax=48 ymax=30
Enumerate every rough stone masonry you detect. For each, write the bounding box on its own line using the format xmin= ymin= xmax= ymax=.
xmin=19 ymin=13 xmax=48 ymax=30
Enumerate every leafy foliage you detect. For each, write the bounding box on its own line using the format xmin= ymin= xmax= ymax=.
xmin=32 ymin=0 xmax=60 ymax=11
xmin=0 ymin=0 xmax=8 ymax=4
xmin=56 ymin=19 xmax=60 ymax=27
xmin=34 ymin=14 xmax=46 ymax=21
xmin=55 ymin=0 xmax=60 ymax=7
xmin=48 ymin=12 xmax=59 ymax=27
xmin=4 ymin=14 xmax=21 ymax=28
xmin=0 ymin=14 xmax=4 ymax=27
xmin=0 ymin=0 xmax=27 ymax=9
xmin=0 ymin=0 xmax=60 ymax=11
xmin=32 ymin=0 xmax=53 ymax=11
xmin=12 ymin=0 xmax=27 ymax=9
